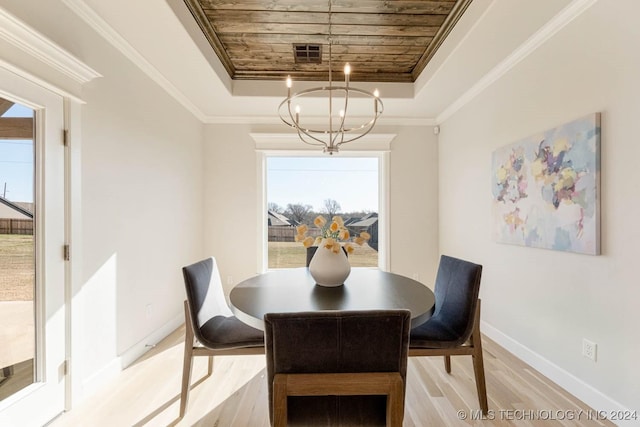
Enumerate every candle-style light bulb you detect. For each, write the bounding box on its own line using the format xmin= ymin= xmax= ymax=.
xmin=286 ymin=76 xmax=292 ymax=97
xmin=295 ymin=105 xmax=300 ymax=123
xmin=339 ymin=109 xmax=345 ymax=118
xmin=344 ymin=63 xmax=351 ymax=75
xmin=373 ymin=89 xmax=380 ymax=114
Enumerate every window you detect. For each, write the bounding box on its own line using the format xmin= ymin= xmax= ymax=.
xmin=266 ymin=155 xmax=381 ymax=269
xmin=0 ymin=100 xmax=35 ymax=401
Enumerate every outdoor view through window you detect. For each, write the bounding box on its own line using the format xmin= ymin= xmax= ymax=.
xmin=0 ymin=99 xmax=35 ymax=400
xmin=267 ymin=156 xmax=378 ymax=269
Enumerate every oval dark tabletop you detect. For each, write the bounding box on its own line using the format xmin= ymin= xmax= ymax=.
xmin=229 ymin=267 xmax=435 ymax=330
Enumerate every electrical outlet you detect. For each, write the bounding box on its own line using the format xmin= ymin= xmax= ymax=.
xmin=145 ymin=304 xmax=153 ymax=319
xmin=582 ymin=339 xmax=597 ymax=361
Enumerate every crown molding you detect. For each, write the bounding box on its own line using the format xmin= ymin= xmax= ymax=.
xmin=61 ymin=0 xmax=207 ymax=122
xmin=251 ymin=133 xmax=396 ymax=152
xmin=437 ymin=0 xmax=599 ymax=124
xmin=0 ymin=6 xmax=101 ymax=84
xmin=205 ymin=115 xmax=436 ymax=127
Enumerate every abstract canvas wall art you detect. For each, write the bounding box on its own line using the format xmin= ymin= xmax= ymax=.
xmin=492 ymin=113 xmax=600 ymax=255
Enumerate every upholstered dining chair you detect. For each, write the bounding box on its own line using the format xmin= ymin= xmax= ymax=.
xmin=180 ymin=257 xmax=265 ymax=418
xmin=408 ymin=255 xmax=488 ymax=414
xmin=264 ymin=310 xmax=411 ymax=427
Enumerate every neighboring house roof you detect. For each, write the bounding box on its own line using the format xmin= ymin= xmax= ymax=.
xmin=268 ymin=210 xmax=296 ymax=227
xmin=350 ymin=217 xmax=378 ymax=228
xmin=343 ymin=217 xmax=360 ymax=226
xmin=0 ymin=196 xmax=33 ymax=219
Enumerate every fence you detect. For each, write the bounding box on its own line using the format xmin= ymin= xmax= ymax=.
xmin=0 ymin=219 xmax=34 ymax=235
xmin=268 ymin=226 xmax=322 ymax=242
xmin=268 ymin=226 xmax=295 ymax=242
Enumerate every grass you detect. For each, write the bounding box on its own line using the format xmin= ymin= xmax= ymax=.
xmin=268 ymin=241 xmax=378 ymax=269
xmin=0 ymin=234 xmax=34 ymax=301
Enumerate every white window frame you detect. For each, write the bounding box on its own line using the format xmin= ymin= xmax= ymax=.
xmin=255 ymin=138 xmax=392 ymax=274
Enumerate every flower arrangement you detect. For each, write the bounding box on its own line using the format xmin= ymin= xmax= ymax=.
xmin=295 ymin=215 xmax=371 ymax=255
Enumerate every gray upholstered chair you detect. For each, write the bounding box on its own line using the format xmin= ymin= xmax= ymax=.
xmin=180 ymin=257 xmax=265 ymax=418
xmin=408 ymin=255 xmax=488 ymax=414
xmin=264 ymin=310 xmax=411 ymax=427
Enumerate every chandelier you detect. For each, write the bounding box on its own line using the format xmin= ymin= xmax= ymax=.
xmin=278 ymin=1 xmax=383 ymax=155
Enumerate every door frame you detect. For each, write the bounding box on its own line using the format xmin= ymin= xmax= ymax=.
xmin=0 ymin=68 xmax=68 ymax=427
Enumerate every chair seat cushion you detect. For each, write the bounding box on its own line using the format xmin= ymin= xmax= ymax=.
xmin=409 ymin=316 xmax=467 ymax=349
xmin=198 ymin=315 xmax=264 ymax=350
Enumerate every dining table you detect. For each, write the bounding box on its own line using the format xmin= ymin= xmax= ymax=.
xmin=228 ymin=267 xmax=436 ymax=331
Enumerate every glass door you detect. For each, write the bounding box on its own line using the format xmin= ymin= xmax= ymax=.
xmin=0 ymin=68 xmax=66 ymax=426
xmin=0 ymin=98 xmax=36 ymax=400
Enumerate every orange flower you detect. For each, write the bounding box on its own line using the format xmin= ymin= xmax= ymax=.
xmin=324 ymin=238 xmax=336 ymax=250
xmin=295 ymin=214 xmax=373 ymax=256
xmin=314 ymin=215 xmax=327 ymax=228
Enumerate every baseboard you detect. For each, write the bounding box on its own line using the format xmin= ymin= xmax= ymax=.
xmin=481 ymin=321 xmax=635 ymax=427
xmin=80 ymin=357 xmax=121 ymax=400
xmin=119 ymin=313 xmax=184 ymax=369
xmin=79 ymin=313 xmax=183 ymax=402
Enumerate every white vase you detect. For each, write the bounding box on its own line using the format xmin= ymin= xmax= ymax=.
xmin=308 ymin=239 xmax=351 ymax=287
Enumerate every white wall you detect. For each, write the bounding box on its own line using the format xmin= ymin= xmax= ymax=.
xmin=203 ymin=124 xmax=440 ymax=292
xmin=438 ymin=0 xmax=640 ymax=414
xmin=389 ymin=126 xmax=439 ymax=283
xmin=79 ymin=36 xmax=204 ymax=391
xmin=0 ymin=0 xmax=205 ymax=403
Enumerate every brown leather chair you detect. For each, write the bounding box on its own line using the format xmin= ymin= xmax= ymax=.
xmin=180 ymin=257 xmax=265 ymax=418
xmin=264 ymin=310 xmax=411 ymax=426
xmin=408 ymin=255 xmax=488 ymax=414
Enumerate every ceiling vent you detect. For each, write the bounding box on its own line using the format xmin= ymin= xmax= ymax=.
xmin=293 ymin=44 xmax=322 ymax=64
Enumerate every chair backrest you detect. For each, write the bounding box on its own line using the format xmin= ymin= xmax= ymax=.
xmin=432 ymin=255 xmax=483 ymax=345
xmin=264 ymin=310 xmax=411 ymax=424
xmin=182 ymin=257 xmax=233 ymax=337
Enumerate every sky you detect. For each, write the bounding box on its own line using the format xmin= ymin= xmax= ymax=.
xmin=267 ymin=156 xmax=378 ymax=213
xmin=0 ymin=103 xmax=34 ymax=203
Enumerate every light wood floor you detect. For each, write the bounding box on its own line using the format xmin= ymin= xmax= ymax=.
xmin=50 ymin=325 xmax=614 ymax=427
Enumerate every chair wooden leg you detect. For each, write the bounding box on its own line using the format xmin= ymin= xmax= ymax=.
xmin=444 ymin=355 xmax=451 ymax=373
xmin=273 ymin=375 xmax=288 ymax=427
xmin=207 ymin=356 xmax=214 ymax=376
xmin=471 ymin=301 xmax=488 ymax=414
xmin=387 ymin=375 xmax=405 ymax=427
xmin=180 ymin=301 xmax=195 ymax=419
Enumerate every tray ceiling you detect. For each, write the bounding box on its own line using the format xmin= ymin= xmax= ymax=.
xmin=183 ymin=0 xmax=473 ymax=82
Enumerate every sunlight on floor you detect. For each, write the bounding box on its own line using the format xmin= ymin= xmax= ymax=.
xmin=51 ymin=326 xmax=268 ymax=427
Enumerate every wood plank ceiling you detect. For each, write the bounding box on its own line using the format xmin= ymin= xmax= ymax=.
xmin=183 ymin=0 xmax=473 ymax=82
